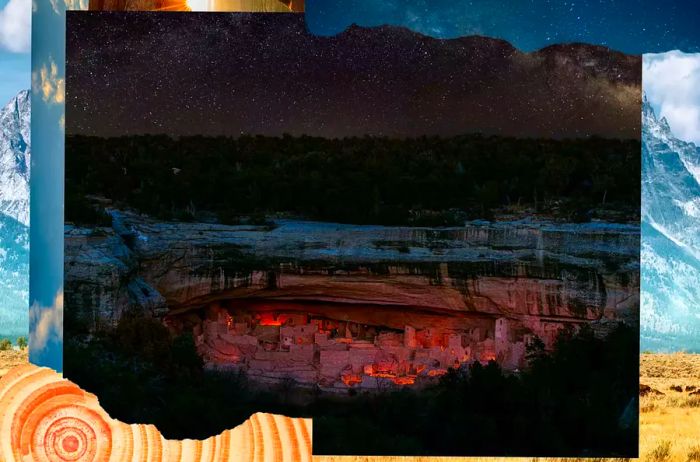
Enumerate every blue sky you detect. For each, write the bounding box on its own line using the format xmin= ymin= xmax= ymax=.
xmin=0 ymin=0 xmax=30 ymax=104
xmin=30 ymin=0 xmax=70 ymax=372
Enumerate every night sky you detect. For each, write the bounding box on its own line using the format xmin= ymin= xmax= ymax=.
xmin=307 ymin=0 xmax=699 ymax=54
xmin=66 ymin=12 xmax=640 ymax=139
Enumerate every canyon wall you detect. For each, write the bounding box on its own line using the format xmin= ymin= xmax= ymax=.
xmin=65 ymin=210 xmax=639 ymax=390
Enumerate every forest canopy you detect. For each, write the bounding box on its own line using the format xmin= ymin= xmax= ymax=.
xmin=66 ymin=134 xmax=640 ymax=226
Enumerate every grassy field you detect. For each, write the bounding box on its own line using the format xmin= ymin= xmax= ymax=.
xmin=317 ymin=353 xmax=700 ymax=462
xmin=639 ymin=353 xmax=700 ymax=462
xmin=0 ymin=349 xmax=27 ymax=379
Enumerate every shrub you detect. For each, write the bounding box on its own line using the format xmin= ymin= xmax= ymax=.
xmin=682 ymin=395 xmax=700 ymax=408
xmin=113 ymin=314 xmax=172 ymax=364
xmin=171 ymin=333 xmax=203 ymax=377
xmin=688 ymin=445 xmax=700 ymax=462
xmin=649 ymin=441 xmax=672 ymax=462
xmin=0 ymin=338 xmax=11 ymax=351
xmin=16 ymin=336 xmax=27 ymax=349
xmin=65 ymin=189 xmax=112 ymax=227
xmin=639 ymin=399 xmax=657 ymax=413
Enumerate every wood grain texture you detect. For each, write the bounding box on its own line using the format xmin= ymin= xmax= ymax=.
xmin=0 ymin=364 xmax=312 ymax=462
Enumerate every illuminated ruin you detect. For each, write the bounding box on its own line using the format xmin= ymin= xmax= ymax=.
xmin=65 ymin=211 xmax=639 ymax=392
xmin=165 ymin=298 xmax=571 ymax=391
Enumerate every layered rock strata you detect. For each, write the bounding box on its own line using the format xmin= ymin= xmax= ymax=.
xmin=65 ymin=210 xmax=639 ymax=390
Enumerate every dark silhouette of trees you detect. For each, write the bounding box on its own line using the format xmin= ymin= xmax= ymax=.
xmin=65 ymin=134 xmax=640 ymax=226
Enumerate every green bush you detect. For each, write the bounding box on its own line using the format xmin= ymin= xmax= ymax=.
xmin=0 ymin=338 xmax=11 ymax=351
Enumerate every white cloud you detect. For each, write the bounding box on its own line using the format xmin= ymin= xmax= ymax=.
xmin=66 ymin=0 xmax=89 ymax=10
xmin=0 ymin=0 xmax=31 ymax=53
xmin=644 ymin=51 xmax=700 ymax=144
xmin=32 ymin=56 xmax=65 ymax=104
xmin=29 ymin=290 xmax=63 ymax=352
xmin=48 ymin=0 xmax=88 ymax=14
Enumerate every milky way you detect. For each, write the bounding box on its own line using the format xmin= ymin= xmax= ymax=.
xmin=66 ymin=12 xmax=641 ymax=139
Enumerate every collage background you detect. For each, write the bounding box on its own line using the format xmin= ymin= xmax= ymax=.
xmin=1 ymin=0 xmax=697 ymax=458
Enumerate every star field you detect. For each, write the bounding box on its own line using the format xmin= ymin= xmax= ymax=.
xmin=66 ymin=12 xmax=641 ymax=139
xmin=307 ymin=0 xmax=698 ymax=54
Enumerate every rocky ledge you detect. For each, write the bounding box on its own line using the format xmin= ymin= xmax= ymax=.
xmin=65 ymin=210 xmax=639 ymax=390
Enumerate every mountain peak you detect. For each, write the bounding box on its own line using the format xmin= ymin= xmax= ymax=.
xmin=659 ymin=116 xmax=671 ymax=131
xmin=643 ymin=99 xmax=651 ymax=115
xmin=13 ymin=89 xmax=29 ymax=102
xmin=642 ymin=85 xmax=700 ymax=350
xmin=0 ymin=89 xmax=31 ymax=226
xmin=337 ymin=22 xmax=517 ymax=51
xmin=3 ymin=89 xmax=30 ymax=117
xmin=642 ymin=96 xmax=666 ymax=137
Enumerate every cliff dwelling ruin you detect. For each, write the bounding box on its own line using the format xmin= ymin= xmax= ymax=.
xmin=161 ymin=260 xmax=620 ymax=392
xmin=65 ymin=212 xmax=639 ymax=393
xmin=168 ymin=300 xmax=549 ymax=391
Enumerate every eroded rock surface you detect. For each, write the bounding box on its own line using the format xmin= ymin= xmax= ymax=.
xmin=65 ymin=210 xmax=639 ymax=390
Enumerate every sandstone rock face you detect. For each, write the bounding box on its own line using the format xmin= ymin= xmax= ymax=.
xmin=65 ymin=210 xmax=639 ymax=388
xmin=64 ymin=224 xmax=165 ymax=330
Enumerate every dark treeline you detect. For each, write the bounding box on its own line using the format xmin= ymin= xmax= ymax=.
xmin=66 ymin=134 xmax=640 ymax=226
xmin=64 ymin=313 xmax=638 ymax=457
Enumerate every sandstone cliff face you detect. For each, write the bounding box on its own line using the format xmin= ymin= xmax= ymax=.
xmin=64 ymin=225 xmax=166 ymax=329
xmin=65 ymin=210 xmax=638 ymax=387
xmin=66 ymin=210 xmax=639 ymax=327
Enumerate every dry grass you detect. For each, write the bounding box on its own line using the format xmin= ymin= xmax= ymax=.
xmin=687 ymin=446 xmax=700 ymax=462
xmin=317 ymin=353 xmax=700 ymax=462
xmin=639 ymin=353 xmax=700 ymax=462
xmin=0 ymin=349 xmax=28 ymax=379
xmin=641 ymin=352 xmax=700 ymax=381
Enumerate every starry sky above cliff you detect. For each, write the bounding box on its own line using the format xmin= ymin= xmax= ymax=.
xmin=306 ymin=0 xmax=699 ymax=54
xmin=66 ymin=12 xmax=641 ymax=139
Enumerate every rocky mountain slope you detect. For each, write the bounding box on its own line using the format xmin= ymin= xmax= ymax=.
xmin=641 ymin=96 xmax=700 ymax=351
xmin=0 ymin=90 xmax=30 ymax=227
xmin=0 ymin=90 xmax=30 ymax=339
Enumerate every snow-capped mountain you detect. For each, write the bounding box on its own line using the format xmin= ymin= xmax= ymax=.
xmin=642 ymin=94 xmax=700 ymax=351
xmin=0 ymin=90 xmax=30 ymax=227
xmin=0 ymin=90 xmax=30 ymax=339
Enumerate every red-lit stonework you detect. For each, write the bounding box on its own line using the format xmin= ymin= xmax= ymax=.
xmin=165 ymin=295 xmax=573 ymax=391
xmin=65 ymin=212 xmax=639 ymax=392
